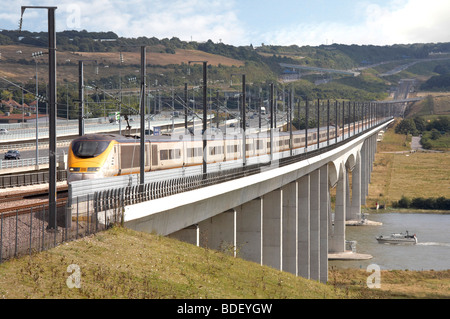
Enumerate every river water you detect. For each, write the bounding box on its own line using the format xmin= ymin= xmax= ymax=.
xmin=329 ymin=213 xmax=450 ymax=271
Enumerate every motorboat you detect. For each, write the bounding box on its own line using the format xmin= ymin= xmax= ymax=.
xmin=376 ymin=231 xmax=417 ymax=244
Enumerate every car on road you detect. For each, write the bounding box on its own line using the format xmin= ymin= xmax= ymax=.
xmin=4 ymin=150 xmax=20 ymax=160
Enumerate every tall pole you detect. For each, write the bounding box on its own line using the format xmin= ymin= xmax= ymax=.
xmin=20 ymin=7 xmax=57 ymax=230
xmin=353 ymin=101 xmax=356 ymax=136
xmin=259 ymin=94 xmax=262 ymax=130
xmin=348 ymin=101 xmax=351 ymax=139
xmin=305 ymin=97 xmax=308 ymax=149
xmin=342 ymin=99 xmax=345 ymax=140
xmin=270 ymin=83 xmax=274 ymax=159
xmin=289 ymin=88 xmax=293 ymax=156
xmin=140 ymin=46 xmax=146 ymax=186
xmin=32 ymin=51 xmax=44 ymax=168
xmin=327 ymin=100 xmax=330 ymax=146
xmin=216 ymin=91 xmax=219 ymax=129
xmin=189 ymin=61 xmax=209 ymax=176
xmin=335 ymin=100 xmax=338 ymax=144
xmin=241 ymin=74 xmax=246 ymax=166
xmin=202 ymin=61 xmax=207 ymax=177
xmin=36 ymin=61 xmax=39 ymax=167
xmin=184 ymin=83 xmax=188 ymax=133
xmin=317 ymin=99 xmax=320 ymax=149
xmin=78 ymin=60 xmax=84 ymax=136
xmin=47 ymin=7 xmax=57 ymax=230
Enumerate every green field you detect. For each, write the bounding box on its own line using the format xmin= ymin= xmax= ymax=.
xmin=367 ymin=120 xmax=450 ymax=209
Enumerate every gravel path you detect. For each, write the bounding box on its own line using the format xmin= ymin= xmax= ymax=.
xmin=411 ymin=136 xmax=423 ymax=151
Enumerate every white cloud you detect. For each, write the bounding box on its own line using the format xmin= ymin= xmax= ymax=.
xmin=51 ymin=0 xmax=245 ymax=44
xmin=5 ymin=0 xmax=450 ymax=46
xmin=258 ymin=0 xmax=450 ymax=46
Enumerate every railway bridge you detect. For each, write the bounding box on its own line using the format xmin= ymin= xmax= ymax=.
xmin=71 ymin=117 xmax=392 ymax=283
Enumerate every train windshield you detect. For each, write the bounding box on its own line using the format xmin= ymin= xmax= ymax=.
xmin=72 ymin=140 xmax=110 ymax=158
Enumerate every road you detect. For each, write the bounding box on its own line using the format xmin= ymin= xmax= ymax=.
xmin=411 ymin=136 xmax=423 ymax=151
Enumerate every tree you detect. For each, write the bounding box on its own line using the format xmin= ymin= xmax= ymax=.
xmin=413 ymin=116 xmax=426 ymax=133
xmin=430 ymin=128 xmax=441 ymax=140
xmin=1 ymin=90 xmax=13 ymax=100
xmin=395 ymin=118 xmax=418 ymax=135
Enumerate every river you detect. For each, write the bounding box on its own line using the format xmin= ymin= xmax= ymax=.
xmin=329 ymin=213 xmax=450 ymax=271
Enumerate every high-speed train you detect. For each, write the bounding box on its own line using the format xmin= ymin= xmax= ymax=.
xmin=67 ymin=123 xmax=361 ymax=183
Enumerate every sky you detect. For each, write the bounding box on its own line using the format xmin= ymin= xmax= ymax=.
xmin=1 ymin=0 xmax=450 ymax=47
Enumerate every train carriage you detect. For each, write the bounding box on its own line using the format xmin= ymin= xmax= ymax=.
xmin=67 ymin=123 xmax=343 ymax=183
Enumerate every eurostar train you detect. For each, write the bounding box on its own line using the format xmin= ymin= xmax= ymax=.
xmin=67 ymin=123 xmax=360 ymax=183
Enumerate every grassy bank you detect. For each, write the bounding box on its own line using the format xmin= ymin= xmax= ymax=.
xmin=0 ymin=226 xmax=357 ymax=299
xmin=1 ymin=226 xmax=449 ymax=299
xmin=330 ymin=268 xmax=450 ymax=299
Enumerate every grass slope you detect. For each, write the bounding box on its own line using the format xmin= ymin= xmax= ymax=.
xmin=0 ymin=226 xmax=356 ymax=299
xmin=1 ymin=226 xmax=449 ymax=299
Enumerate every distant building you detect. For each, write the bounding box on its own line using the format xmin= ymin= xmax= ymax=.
xmin=0 ymin=99 xmax=35 ymax=112
xmin=0 ymin=113 xmax=46 ymax=124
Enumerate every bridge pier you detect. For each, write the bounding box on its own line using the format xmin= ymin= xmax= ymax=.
xmin=199 ymin=209 xmax=236 ymax=253
xmin=310 ymin=170 xmax=320 ymax=281
xmin=236 ymin=198 xmax=263 ymax=265
xmin=361 ymin=141 xmax=368 ymax=205
xmin=298 ymin=174 xmax=310 ymax=279
xmin=282 ymin=181 xmax=298 ymax=275
xmin=262 ymin=189 xmax=282 ymax=270
xmin=350 ymin=152 xmax=362 ymax=221
xmin=319 ymin=165 xmax=329 ymax=283
xmin=329 ymin=162 xmax=346 ymax=253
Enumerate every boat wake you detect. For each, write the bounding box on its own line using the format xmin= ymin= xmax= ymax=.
xmin=417 ymin=242 xmax=450 ymax=247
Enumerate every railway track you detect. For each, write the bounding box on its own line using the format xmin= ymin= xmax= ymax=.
xmin=0 ymin=186 xmax=68 ymax=217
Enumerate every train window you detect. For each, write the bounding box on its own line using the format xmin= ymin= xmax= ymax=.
xmin=160 ymin=150 xmax=169 ymax=161
xmin=256 ymin=140 xmax=264 ymax=150
xmin=227 ymin=145 xmax=238 ymax=153
xmin=152 ymin=145 xmax=158 ymax=165
xmin=209 ymin=146 xmax=223 ymax=155
xmin=187 ymin=147 xmax=202 ymax=157
xmin=160 ymin=149 xmax=181 ymax=160
xmin=170 ymin=149 xmax=181 ymax=159
xmin=72 ymin=140 xmax=110 ymax=158
xmin=245 ymin=143 xmax=252 ymax=151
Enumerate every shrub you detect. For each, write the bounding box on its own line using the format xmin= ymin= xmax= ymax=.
xmin=392 ymin=196 xmax=450 ymax=210
xmin=397 ymin=195 xmax=411 ymax=208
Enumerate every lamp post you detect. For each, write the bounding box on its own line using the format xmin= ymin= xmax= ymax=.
xmin=188 ymin=61 xmax=207 ymax=177
xmin=139 ymin=46 xmax=146 ymax=186
xmin=231 ymin=73 xmax=246 ymax=166
xmin=77 ymin=59 xmax=97 ymax=136
xmin=20 ymin=6 xmax=58 ymax=231
xmin=31 ymin=50 xmax=46 ymax=168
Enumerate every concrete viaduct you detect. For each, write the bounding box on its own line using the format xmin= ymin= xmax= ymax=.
xmin=119 ymin=119 xmax=391 ymax=283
